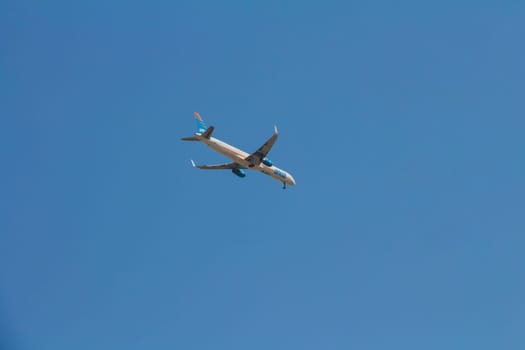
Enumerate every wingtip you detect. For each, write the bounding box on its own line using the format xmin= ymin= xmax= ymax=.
xmin=274 ymin=125 xmax=278 ymax=134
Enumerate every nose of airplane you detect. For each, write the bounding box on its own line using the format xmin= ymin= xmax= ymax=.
xmin=288 ymin=174 xmax=296 ymax=186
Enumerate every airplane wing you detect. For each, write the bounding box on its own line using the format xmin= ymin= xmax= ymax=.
xmin=245 ymin=126 xmax=279 ymax=167
xmin=190 ymin=160 xmax=238 ymax=170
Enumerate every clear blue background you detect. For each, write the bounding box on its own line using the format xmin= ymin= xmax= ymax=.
xmin=2 ymin=1 xmax=524 ymax=349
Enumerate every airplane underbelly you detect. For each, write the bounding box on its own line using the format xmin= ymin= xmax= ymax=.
xmin=259 ymin=165 xmax=290 ymax=183
xmin=208 ymin=142 xmax=247 ymax=164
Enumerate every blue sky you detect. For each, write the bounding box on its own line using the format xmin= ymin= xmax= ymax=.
xmin=2 ymin=1 xmax=525 ymax=349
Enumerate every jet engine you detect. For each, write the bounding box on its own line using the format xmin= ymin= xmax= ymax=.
xmin=232 ymin=168 xmax=246 ymax=178
xmin=262 ymin=158 xmax=273 ymax=167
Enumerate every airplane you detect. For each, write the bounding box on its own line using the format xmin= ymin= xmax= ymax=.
xmin=182 ymin=112 xmax=296 ymax=189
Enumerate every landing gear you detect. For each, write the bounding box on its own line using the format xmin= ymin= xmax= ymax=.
xmin=282 ymin=182 xmax=286 ymax=190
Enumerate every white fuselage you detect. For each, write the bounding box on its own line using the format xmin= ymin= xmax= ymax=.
xmin=199 ymin=135 xmax=296 ymax=186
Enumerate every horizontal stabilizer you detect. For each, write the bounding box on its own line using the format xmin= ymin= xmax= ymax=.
xmin=201 ymin=125 xmax=214 ymax=139
xmin=181 ymin=136 xmax=200 ymax=141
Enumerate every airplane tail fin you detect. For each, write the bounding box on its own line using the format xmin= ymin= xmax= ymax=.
xmin=181 ymin=112 xmax=214 ymax=141
xmin=194 ymin=112 xmax=208 ymax=133
xmin=194 ymin=112 xmax=214 ymax=139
